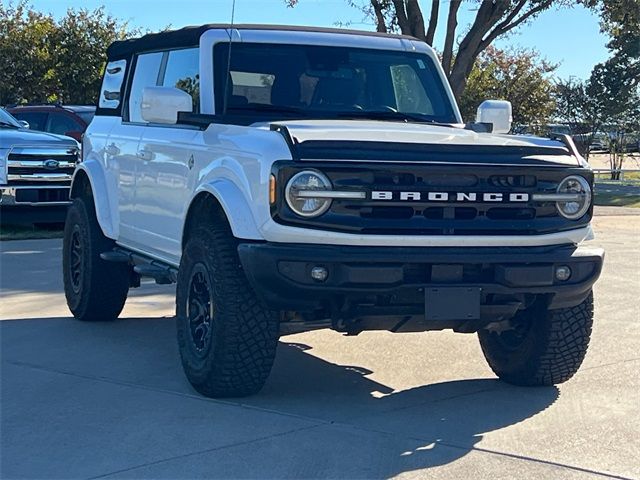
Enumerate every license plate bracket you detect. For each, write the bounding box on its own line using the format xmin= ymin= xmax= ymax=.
xmin=425 ymin=287 xmax=481 ymax=321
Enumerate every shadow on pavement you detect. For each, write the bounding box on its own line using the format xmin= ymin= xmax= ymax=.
xmin=1 ymin=316 xmax=559 ymax=478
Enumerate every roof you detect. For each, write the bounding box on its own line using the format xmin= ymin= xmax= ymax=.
xmin=107 ymin=24 xmax=418 ymax=59
xmin=7 ymin=104 xmax=95 ymax=113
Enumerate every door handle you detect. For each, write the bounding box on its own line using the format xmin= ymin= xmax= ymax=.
xmin=105 ymin=144 xmax=119 ymax=156
xmin=137 ymin=149 xmax=153 ymax=161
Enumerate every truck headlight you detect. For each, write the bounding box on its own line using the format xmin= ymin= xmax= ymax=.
xmin=556 ymin=175 xmax=591 ymax=219
xmin=285 ymin=170 xmax=332 ymax=217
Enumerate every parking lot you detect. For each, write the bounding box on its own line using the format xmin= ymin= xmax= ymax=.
xmin=1 ymin=210 xmax=638 ymax=480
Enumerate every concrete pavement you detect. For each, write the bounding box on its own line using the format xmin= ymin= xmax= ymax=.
xmin=1 ymin=214 xmax=639 ymax=479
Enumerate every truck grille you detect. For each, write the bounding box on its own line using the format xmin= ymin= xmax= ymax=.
xmin=4 ymin=146 xmax=78 ymax=205
xmin=272 ymin=162 xmax=593 ymax=235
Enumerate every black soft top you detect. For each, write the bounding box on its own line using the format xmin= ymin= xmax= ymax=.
xmin=106 ymin=24 xmax=417 ymax=59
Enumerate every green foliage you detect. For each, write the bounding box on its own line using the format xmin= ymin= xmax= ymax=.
xmin=581 ymin=0 xmax=639 ymax=87
xmin=459 ymin=46 xmax=558 ymax=127
xmin=0 ymin=1 xmax=135 ymax=105
xmin=557 ymin=0 xmax=640 ymax=172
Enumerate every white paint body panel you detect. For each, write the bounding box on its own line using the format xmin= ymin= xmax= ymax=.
xmin=79 ymin=27 xmax=593 ymax=268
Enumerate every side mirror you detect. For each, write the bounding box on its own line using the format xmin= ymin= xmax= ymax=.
xmin=18 ymin=120 xmax=30 ymax=129
xmin=476 ymin=100 xmax=512 ymax=134
xmin=141 ymin=86 xmax=192 ymax=124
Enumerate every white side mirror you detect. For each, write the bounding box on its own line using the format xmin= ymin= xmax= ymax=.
xmin=476 ymin=100 xmax=512 ymax=134
xmin=18 ymin=120 xmax=30 ymax=129
xmin=141 ymin=86 xmax=192 ymax=124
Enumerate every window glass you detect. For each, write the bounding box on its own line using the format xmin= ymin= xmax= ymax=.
xmin=99 ymin=59 xmax=127 ymax=109
xmin=75 ymin=111 xmax=95 ymax=124
xmin=47 ymin=113 xmax=82 ymax=135
xmin=128 ymin=52 xmax=163 ymax=122
xmin=163 ymin=48 xmax=200 ymax=112
xmin=12 ymin=112 xmax=47 ymax=131
xmin=213 ymin=43 xmax=456 ymax=123
xmin=229 ymin=72 xmax=274 ymax=105
xmin=391 ymin=64 xmax=434 ymax=114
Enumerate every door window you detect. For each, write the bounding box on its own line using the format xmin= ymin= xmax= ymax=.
xmin=128 ymin=51 xmax=163 ymax=122
xmin=162 ymin=48 xmax=200 ymax=112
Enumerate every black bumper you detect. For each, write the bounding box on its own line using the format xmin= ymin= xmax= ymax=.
xmin=0 ymin=205 xmax=69 ymax=225
xmin=238 ymin=242 xmax=604 ymax=314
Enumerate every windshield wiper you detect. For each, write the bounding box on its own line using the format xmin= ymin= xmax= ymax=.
xmin=335 ymin=110 xmax=450 ymax=125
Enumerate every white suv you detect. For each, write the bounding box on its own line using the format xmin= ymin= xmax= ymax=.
xmin=64 ymin=25 xmax=603 ymax=397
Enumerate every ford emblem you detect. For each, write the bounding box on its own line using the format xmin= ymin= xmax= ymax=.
xmin=43 ymin=159 xmax=60 ymax=170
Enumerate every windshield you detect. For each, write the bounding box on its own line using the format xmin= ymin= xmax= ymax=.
xmin=213 ymin=43 xmax=458 ymax=123
xmin=0 ymin=108 xmax=21 ymax=128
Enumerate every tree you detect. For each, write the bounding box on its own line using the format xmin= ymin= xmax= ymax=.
xmin=0 ymin=2 xmax=57 ymax=104
xmin=553 ymin=78 xmax=600 ymax=159
xmin=581 ymin=0 xmax=639 ymax=89
xmin=50 ymin=7 xmax=132 ymax=104
xmin=286 ymin=0 xmax=562 ymax=99
xmin=555 ymin=0 xmax=640 ymax=175
xmin=459 ymin=46 xmax=557 ymax=127
xmin=0 ymin=1 xmax=134 ymax=105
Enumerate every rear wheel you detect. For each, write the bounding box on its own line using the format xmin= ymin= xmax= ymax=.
xmin=176 ymin=207 xmax=279 ymax=398
xmin=63 ymin=196 xmax=130 ymax=321
xmin=478 ymin=293 xmax=594 ymax=386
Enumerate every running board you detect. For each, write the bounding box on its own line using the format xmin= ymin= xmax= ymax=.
xmin=100 ymin=248 xmax=177 ymax=285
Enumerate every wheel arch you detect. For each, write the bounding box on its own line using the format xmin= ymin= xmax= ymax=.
xmin=70 ymin=163 xmax=118 ymax=239
xmin=182 ymin=182 xmax=262 ymax=249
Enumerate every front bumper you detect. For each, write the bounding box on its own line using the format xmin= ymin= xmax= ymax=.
xmin=238 ymin=242 xmax=604 ymax=316
xmin=0 ymin=186 xmax=70 ymax=224
xmin=0 ymin=185 xmax=71 ymax=206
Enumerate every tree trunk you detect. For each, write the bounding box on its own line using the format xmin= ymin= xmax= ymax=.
xmin=441 ymin=0 xmax=461 ymax=75
xmin=425 ymin=0 xmax=439 ymax=45
xmin=406 ymin=0 xmax=426 ymax=41
xmin=370 ymin=0 xmax=387 ymax=33
xmin=448 ymin=0 xmax=510 ymax=98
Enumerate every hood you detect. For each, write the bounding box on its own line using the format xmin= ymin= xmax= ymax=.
xmin=0 ymin=127 xmax=79 ymax=148
xmin=263 ymin=120 xmax=579 ymax=167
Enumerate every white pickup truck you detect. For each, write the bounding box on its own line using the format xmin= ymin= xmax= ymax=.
xmin=64 ymin=24 xmax=603 ymax=398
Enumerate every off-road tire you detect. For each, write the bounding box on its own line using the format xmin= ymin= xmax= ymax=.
xmin=478 ymin=293 xmax=594 ymax=386
xmin=63 ymin=196 xmax=130 ymax=321
xmin=176 ymin=209 xmax=279 ymax=398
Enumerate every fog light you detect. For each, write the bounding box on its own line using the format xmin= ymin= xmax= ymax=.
xmin=310 ymin=266 xmax=328 ymax=282
xmin=555 ymin=266 xmax=572 ymax=281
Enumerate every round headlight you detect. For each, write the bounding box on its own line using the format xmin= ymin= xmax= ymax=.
xmin=285 ymin=170 xmax=332 ymax=217
xmin=556 ymin=175 xmax=591 ymax=219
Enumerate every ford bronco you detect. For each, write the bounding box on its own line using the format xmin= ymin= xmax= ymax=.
xmin=63 ymin=25 xmax=603 ymax=398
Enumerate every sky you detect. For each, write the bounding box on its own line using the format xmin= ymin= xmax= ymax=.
xmin=30 ymin=0 xmax=610 ymax=80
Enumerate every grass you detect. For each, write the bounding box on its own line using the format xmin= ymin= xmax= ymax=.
xmin=594 ymin=193 xmax=640 ymax=208
xmin=0 ymin=224 xmax=64 ymax=241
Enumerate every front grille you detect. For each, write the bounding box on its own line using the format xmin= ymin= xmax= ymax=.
xmin=7 ymin=146 xmax=78 ymax=186
xmin=272 ymin=162 xmax=593 ymax=235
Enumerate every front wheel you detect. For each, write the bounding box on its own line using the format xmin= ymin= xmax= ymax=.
xmin=63 ymin=197 xmax=130 ymax=321
xmin=478 ymin=293 xmax=594 ymax=386
xmin=176 ymin=211 xmax=279 ymax=398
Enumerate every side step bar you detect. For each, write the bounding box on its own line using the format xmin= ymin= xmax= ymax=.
xmin=100 ymin=248 xmax=177 ymax=285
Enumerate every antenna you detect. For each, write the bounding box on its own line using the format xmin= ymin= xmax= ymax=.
xmin=222 ymin=0 xmax=236 ymax=116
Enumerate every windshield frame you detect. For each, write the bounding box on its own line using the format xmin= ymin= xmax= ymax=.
xmin=211 ymin=41 xmax=461 ymax=124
